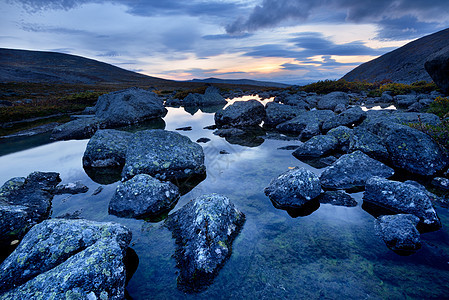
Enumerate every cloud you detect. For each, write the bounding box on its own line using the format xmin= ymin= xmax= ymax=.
xmin=226 ymin=0 xmax=449 ymax=40
xmin=280 ymin=63 xmax=306 ymax=70
xmin=202 ymin=33 xmax=253 ymax=40
xmin=375 ymin=15 xmax=445 ymax=40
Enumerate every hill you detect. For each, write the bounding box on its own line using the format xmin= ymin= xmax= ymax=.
xmin=342 ymin=28 xmax=449 ymax=83
xmin=0 ymin=48 xmax=170 ymax=85
xmin=188 ymin=77 xmax=289 ymax=88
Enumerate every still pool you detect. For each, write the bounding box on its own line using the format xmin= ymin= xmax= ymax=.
xmin=1 ymin=100 xmax=449 ymax=299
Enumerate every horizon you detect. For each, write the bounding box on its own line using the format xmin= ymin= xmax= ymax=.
xmin=1 ymin=1 xmax=449 ymax=85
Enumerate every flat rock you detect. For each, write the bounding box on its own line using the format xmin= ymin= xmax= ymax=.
xmin=109 ymin=174 xmax=179 ymax=219
xmin=264 ymin=167 xmax=321 ymax=209
xmin=215 ymin=100 xmax=266 ymax=127
xmin=276 ymin=110 xmax=335 ymax=138
xmin=292 ymin=135 xmax=338 ymax=159
xmin=0 ymin=219 xmax=132 ymax=298
xmin=363 ymin=177 xmax=441 ymax=230
xmin=51 ymin=117 xmax=102 ymax=140
xmin=319 ymin=151 xmax=394 ymax=190
xmin=122 ymin=130 xmax=205 ymax=181
xmin=166 ymin=194 xmax=245 ymax=292
xmin=374 ymin=214 xmax=421 ymax=253
xmin=53 ymin=181 xmax=88 ymax=195
xmin=317 ymin=191 xmax=357 ymax=207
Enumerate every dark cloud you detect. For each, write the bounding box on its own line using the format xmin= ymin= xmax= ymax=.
xmin=280 ymin=63 xmax=306 ymax=70
xmin=226 ymin=0 xmax=449 ymax=40
xmin=202 ymin=33 xmax=253 ymax=40
xmin=375 ymin=15 xmax=445 ymax=40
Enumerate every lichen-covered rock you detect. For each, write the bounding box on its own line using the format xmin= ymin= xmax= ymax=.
xmin=394 ymin=95 xmax=417 ymax=108
xmin=166 ymin=194 xmax=245 ymax=292
xmin=53 ymin=181 xmax=88 ymax=195
xmin=95 ymin=87 xmax=167 ymax=127
xmin=109 ymin=174 xmax=179 ymax=219
xmin=51 ymin=116 xmax=102 ymax=140
xmin=215 ymin=100 xmax=266 ymax=127
xmin=363 ymin=177 xmax=441 ymax=230
xmin=319 ymin=151 xmax=394 ymax=190
xmin=264 ymin=102 xmax=305 ymax=126
xmin=327 ymin=126 xmax=353 ymax=151
xmin=349 ymin=127 xmax=389 ymax=162
xmin=317 ymin=191 xmax=357 ymax=207
xmin=276 ymin=110 xmax=335 ymax=138
xmin=292 ymin=135 xmax=338 ymax=159
xmin=322 ymin=106 xmax=367 ymax=132
xmin=264 ymin=167 xmax=321 ymax=209
xmin=82 ymin=129 xmax=133 ymax=168
xmin=183 ymin=86 xmax=227 ymax=107
xmin=0 ymin=172 xmax=60 ymax=246
xmin=317 ymin=92 xmax=349 ymax=111
xmin=374 ymin=214 xmax=422 ymax=253
xmin=122 ymin=130 xmax=205 ymax=181
xmin=0 ymin=219 xmax=132 ymax=298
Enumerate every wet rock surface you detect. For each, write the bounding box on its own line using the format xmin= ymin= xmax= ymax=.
xmin=215 ymin=100 xmax=266 ymax=127
xmin=363 ymin=177 xmax=441 ymax=230
xmin=292 ymin=135 xmax=338 ymax=159
xmin=0 ymin=219 xmax=132 ymax=298
xmin=317 ymin=191 xmax=357 ymax=207
xmin=53 ymin=181 xmax=88 ymax=195
xmin=374 ymin=214 xmax=422 ymax=254
xmin=319 ymin=151 xmax=394 ymax=190
xmin=109 ymin=174 xmax=180 ymax=219
xmin=121 ymin=129 xmax=205 ymax=181
xmin=265 ymin=167 xmax=321 ymax=209
xmin=166 ymin=194 xmax=245 ymax=292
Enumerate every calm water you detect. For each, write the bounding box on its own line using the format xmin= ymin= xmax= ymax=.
xmin=1 ymin=96 xmax=449 ymax=299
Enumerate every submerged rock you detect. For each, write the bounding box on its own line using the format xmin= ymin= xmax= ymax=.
xmin=292 ymin=135 xmax=338 ymax=159
xmin=82 ymin=129 xmax=133 ymax=168
xmin=166 ymin=194 xmax=245 ymax=292
xmin=53 ymin=181 xmax=88 ymax=195
xmin=319 ymin=151 xmax=394 ymax=190
xmin=374 ymin=214 xmax=421 ymax=254
xmin=363 ymin=177 xmax=441 ymax=230
xmin=0 ymin=219 xmax=132 ymax=298
xmin=264 ymin=167 xmax=321 ymax=209
xmin=109 ymin=174 xmax=180 ymax=219
xmin=215 ymin=100 xmax=266 ymax=127
xmin=122 ymin=130 xmax=205 ymax=181
xmin=317 ymin=191 xmax=357 ymax=207
xmin=276 ymin=110 xmax=335 ymax=138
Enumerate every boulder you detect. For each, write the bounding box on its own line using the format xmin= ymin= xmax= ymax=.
xmin=394 ymin=95 xmax=417 ymax=108
xmin=264 ymin=167 xmax=321 ymax=209
xmin=432 ymin=177 xmax=449 ymax=191
xmin=213 ymin=126 xmax=265 ymax=147
xmin=374 ymin=214 xmax=421 ymax=253
xmin=82 ymin=129 xmax=133 ymax=168
xmin=109 ymin=174 xmax=179 ymax=219
xmin=276 ymin=110 xmax=335 ymax=138
xmin=321 ymin=106 xmax=367 ymax=132
xmin=327 ymin=126 xmax=353 ymax=151
xmin=53 ymin=181 xmax=88 ymax=195
xmin=264 ymin=102 xmax=305 ymax=126
xmin=51 ymin=117 xmax=102 ymax=140
xmin=215 ymin=100 xmax=266 ymax=127
xmin=183 ymin=87 xmax=227 ymax=107
xmin=122 ymin=130 xmax=205 ymax=181
xmin=319 ymin=151 xmax=394 ymax=190
xmin=95 ymin=87 xmax=167 ymax=127
xmin=317 ymin=92 xmax=349 ymax=111
xmin=425 ymin=46 xmax=449 ymax=93
xmin=317 ymin=190 xmax=357 ymax=207
xmin=282 ymin=95 xmax=310 ymax=109
xmin=349 ymin=127 xmax=389 ymax=162
xmin=292 ymin=135 xmax=339 ymax=159
xmin=363 ymin=177 xmax=441 ymax=229
xmin=0 ymin=172 xmax=60 ymax=245
xmin=166 ymin=194 xmax=245 ymax=292
xmin=0 ymin=219 xmax=132 ymax=298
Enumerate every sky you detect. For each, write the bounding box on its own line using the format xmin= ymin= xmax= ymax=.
xmin=1 ymin=0 xmax=448 ymax=85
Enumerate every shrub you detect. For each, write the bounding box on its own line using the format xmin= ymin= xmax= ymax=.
xmin=428 ymin=96 xmax=449 ymax=119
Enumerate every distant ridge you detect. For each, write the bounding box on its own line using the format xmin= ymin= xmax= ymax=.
xmin=188 ymin=77 xmax=290 ymax=88
xmin=0 ymin=48 xmax=170 ymax=85
xmin=342 ymin=28 xmax=449 ymax=84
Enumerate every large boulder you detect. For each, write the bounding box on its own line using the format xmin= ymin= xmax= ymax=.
xmin=349 ymin=127 xmax=389 ymax=162
xmin=425 ymin=46 xmax=449 ymax=94
xmin=264 ymin=102 xmax=305 ymax=127
xmin=374 ymin=214 xmax=421 ymax=254
xmin=264 ymin=167 xmax=321 ymax=209
xmin=327 ymin=126 xmax=353 ymax=151
xmin=276 ymin=110 xmax=335 ymax=139
xmin=166 ymin=194 xmax=245 ymax=292
xmin=363 ymin=177 xmax=441 ymax=230
xmin=0 ymin=219 xmax=132 ymax=298
xmin=0 ymin=172 xmax=60 ymax=246
xmin=82 ymin=129 xmax=133 ymax=168
xmin=292 ymin=135 xmax=338 ymax=159
xmin=51 ymin=116 xmax=102 ymax=140
xmin=214 ymin=100 xmax=266 ymax=127
xmin=109 ymin=174 xmax=180 ymax=219
xmin=122 ymin=130 xmax=205 ymax=181
xmin=319 ymin=151 xmax=394 ymax=190
xmin=317 ymin=92 xmax=349 ymax=111
xmin=95 ymin=87 xmax=167 ymax=127
xmin=183 ymin=86 xmax=227 ymax=107
xmin=321 ymin=106 xmax=367 ymax=132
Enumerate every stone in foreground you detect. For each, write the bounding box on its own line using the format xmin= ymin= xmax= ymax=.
xmin=374 ymin=214 xmax=421 ymax=254
xmin=319 ymin=151 xmax=394 ymax=190
xmin=215 ymin=100 xmax=266 ymax=127
xmin=166 ymin=194 xmax=245 ymax=292
xmin=292 ymin=135 xmax=338 ymax=159
xmin=122 ymin=129 xmax=205 ymax=181
xmin=0 ymin=219 xmax=132 ymax=298
xmin=264 ymin=167 xmax=321 ymax=209
xmin=109 ymin=174 xmax=180 ymax=219
xmin=363 ymin=177 xmax=441 ymax=230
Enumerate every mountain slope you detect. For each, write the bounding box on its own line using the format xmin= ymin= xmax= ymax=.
xmin=188 ymin=77 xmax=290 ymax=88
xmin=342 ymin=28 xmax=449 ymax=83
xmin=0 ymin=48 xmax=170 ymax=85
